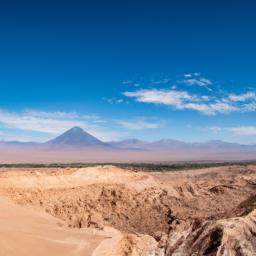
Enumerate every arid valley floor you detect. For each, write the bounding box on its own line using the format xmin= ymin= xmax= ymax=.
xmin=0 ymin=164 xmax=256 ymax=255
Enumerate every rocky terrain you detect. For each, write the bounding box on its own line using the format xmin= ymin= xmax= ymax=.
xmin=0 ymin=165 xmax=256 ymax=255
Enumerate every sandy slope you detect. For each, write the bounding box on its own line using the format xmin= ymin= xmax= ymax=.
xmin=0 ymin=197 xmax=158 ymax=256
xmin=0 ymin=198 xmax=106 ymax=256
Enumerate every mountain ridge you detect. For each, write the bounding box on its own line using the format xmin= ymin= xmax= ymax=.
xmin=0 ymin=127 xmax=255 ymax=152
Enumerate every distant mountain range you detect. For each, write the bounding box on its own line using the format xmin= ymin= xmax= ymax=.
xmin=0 ymin=127 xmax=255 ymax=163
xmin=0 ymin=126 xmax=255 ymax=151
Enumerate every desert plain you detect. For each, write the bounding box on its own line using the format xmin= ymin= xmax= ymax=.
xmin=0 ymin=164 xmax=256 ymax=255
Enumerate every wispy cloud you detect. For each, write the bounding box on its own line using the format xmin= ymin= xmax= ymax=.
xmin=183 ymin=78 xmax=212 ymax=87
xmin=228 ymin=92 xmax=256 ymax=102
xmin=103 ymin=97 xmax=128 ymax=105
xmin=209 ymin=126 xmax=223 ymax=134
xmin=180 ymin=73 xmax=213 ymax=91
xmin=243 ymin=102 xmax=256 ymax=112
xmin=123 ymin=88 xmax=256 ymax=115
xmin=184 ymin=73 xmax=201 ymax=78
xmin=226 ymin=126 xmax=256 ymax=135
xmin=0 ymin=109 xmax=120 ymax=141
xmin=209 ymin=126 xmax=256 ymax=136
xmin=0 ymin=110 xmax=82 ymax=134
xmin=124 ymin=89 xmax=197 ymax=106
xmin=117 ymin=118 xmax=162 ymax=130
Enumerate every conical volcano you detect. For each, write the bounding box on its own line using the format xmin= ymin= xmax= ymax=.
xmin=46 ymin=127 xmax=105 ymax=147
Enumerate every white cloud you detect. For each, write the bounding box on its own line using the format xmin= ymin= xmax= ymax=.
xmin=123 ymin=87 xmax=256 ymax=115
xmin=228 ymin=92 xmax=256 ymax=102
xmin=103 ymin=97 xmax=128 ymax=105
xmin=123 ymin=89 xmax=239 ymax=115
xmin=184 ymin=73 xmax=200 ymax=78
xmin=117 ymin=119 xmax=162 ymax=130
xmin=209 ymin=126 xmax=223 ymax=134
xmin=123 ymin=89 xmax=196 ymax=107
xmin=209 ymin=102 xmax=239 ymax=114
xmin=243 ymin=102 xmax=256 ymax=112
xmin=201 ymin=96 xmax=210 ymax=101
xmin=183 ymin=78 xmax=212 ymax=87
xmin=0 ymin=109 xmax=120 ymax=141
xmin=177 ymin=102 xmax=238 ymax=115
xmin=180 ymin=74 xmax=213 ymax=91
xmin=0 ymin=110 xmax=80 ymax=134
xmin=226 ymin=126 xmax=256 ymax=136
xmin=209 ymin=126 xmax=256 ymax=136
xmin=179 ymin=103 xmax=211 ymax=113
xmin=23 ymin=110 xmax=79 ymax=119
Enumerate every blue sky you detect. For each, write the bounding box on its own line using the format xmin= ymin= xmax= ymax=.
xmin=0 ymin=0 xmax=256 ymax=143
